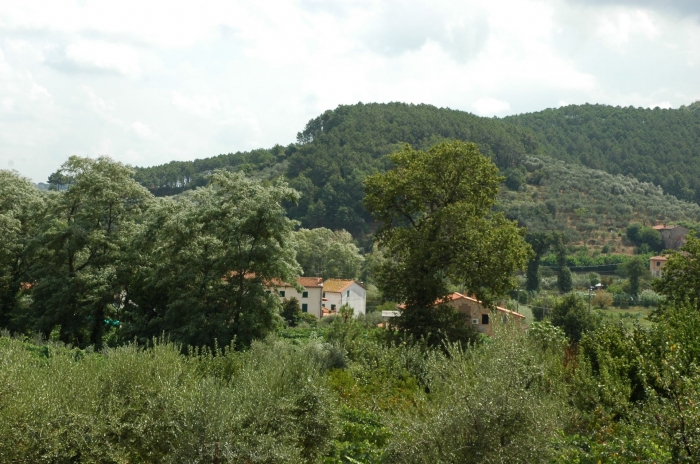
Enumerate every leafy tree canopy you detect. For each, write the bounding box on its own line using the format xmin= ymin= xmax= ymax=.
xmin=294 ymin=228 xmax=364 ymax=280
xmin=119 ymin=170 xmax=301 ymax=348
xmin=654 ymin=234 xmax=700 ymax=312
xmin=0 ymin=170 xmax=46 ymax=330
xmin=364 ymin=140 xmax=530 ymax=345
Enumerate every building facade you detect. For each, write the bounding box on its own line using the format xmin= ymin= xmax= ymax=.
xmin=390 ymin=292 xmax=525 ymax=337
xmin=322 ymin=279 xmax=367 ymax=316
xmin=650 ymin=255 xmax=668 ymax=278
xmin=653 ymin=224 xmax=689 ymax=251
xmin=272 ymin=277 xmax=324 ymax=319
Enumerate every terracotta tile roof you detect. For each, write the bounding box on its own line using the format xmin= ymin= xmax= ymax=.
xmin=397 ymin=292 xmax=526 ymax=319
xmin=653 ymin=224 xmax=681 ymax=230
xmin=296 ymin=277 xmax=323 ymax=288
xmin=323 ymin=279 xmax=365 ymax=293
xmin=228 ymin=272 xmax=322 ymax=288
xmin=650 ymin=255 xmax=668 ymax=261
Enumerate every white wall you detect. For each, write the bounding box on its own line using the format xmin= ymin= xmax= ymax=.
xmin=274 ymin=285 xmax=323 ymax=319
xmin=323 ymin=282 xmax=366 ymax=316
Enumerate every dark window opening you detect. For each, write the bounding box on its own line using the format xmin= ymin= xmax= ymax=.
xmin=302 ymin=291 xmax=308 ymax=298
xmin=302 ymin=304 xmax=308 ymax=312
xmin=481 ymin=314 xmax=489 ymax=325
xmin=279 ymin=290 xmax=285 ymax=297
xmin=331 ymin=304 xmax=336 ymax=311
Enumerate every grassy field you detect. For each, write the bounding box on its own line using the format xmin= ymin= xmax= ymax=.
xmin=596 ymin=306 xmax=655 ymax=327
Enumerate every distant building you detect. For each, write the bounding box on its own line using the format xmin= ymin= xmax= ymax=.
xmin=271 ymin=277 xmax=324 ymax=318
xmin=391 ymin=292 xmax=526 ymax=337
xmin=650 ymin=255 xmax=668 ymax=278
xmin=653 ymin=224 xmax=689 ymax=250
xmin=322 ymin=279 xmax=367 ymax=317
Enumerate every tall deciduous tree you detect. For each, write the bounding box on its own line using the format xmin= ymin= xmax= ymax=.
xmin=625 ymin=256 xmax=649 ymax=296
xmin=0 ymin=170 xmax=45 ymax=332
xmin=555 ymin=236 xmax=572 ymax=293
xmin=653 ymin=234 xmax=700 ymax=311
xmin=364 ymin=141 xmax=530 ymax=345
xmin=525 ymin=231 xmax=554 ymax=292
xmin=31 ymin=157 xmax=152 ymax=348
xmin=294 ymin=228 xmax=364 ymax=279
xmin=120 ymin=171 xmax=301 ymax=348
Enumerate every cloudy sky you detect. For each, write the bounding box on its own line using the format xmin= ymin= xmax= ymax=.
xmin=1 ymin=0 xmax=699 ymax=183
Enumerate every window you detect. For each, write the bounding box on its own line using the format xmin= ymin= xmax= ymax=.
xmin=279 ymin=290 xmax=285 ymax=297
xmin=331 ymin=304 xmax=336 ymax=311
xmin=472 ymin=319 xmax=479 ymax=324
xmin=302 ymin=291 xmax=308 ymax=298
xmin=481 ymin=314 xmax=489 ymax=325
xmin=302 ymin=304 xmax=308 ymax=312
xmin=323 ymin=292 xmax=326 ymax=297
xmin=656 ymin=261 xmax=661 ymax=267
xmin=346 ymin=290 xmax=350 ymax=297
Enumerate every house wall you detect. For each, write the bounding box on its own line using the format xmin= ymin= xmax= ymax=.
xmin=274 ymin=285 xmax=323 ymax=319
xmin=660 ymin=226 xmax=689 ymax=250
xmin=650 ymin=258 xmax=667 ymax=278
xmin=446 ymin=298 xmax=523 ymax=337
xmin=324 ymin=283 xmax=366 ymax=316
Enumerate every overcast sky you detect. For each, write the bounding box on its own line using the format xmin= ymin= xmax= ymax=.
xmin=1 ymin=0 xmax=699 ymax=183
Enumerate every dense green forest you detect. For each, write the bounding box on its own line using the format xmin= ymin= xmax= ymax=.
xmin=131 ymin=103 xmax=539 ymax=236
xmin=127 ymin=102 xmax=700 ymax=246
xmin=505 ymin=102 xmax=700 ymax=202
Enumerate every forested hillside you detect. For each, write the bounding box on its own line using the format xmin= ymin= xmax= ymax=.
xmin=505 ymin=102 xmax=700 ymax=202
xmin=129 ymin=102 xmax=700 ymax=244
xmin=133 ymin=103 xmax=539 ymax=235
xmin=498 ymin=155 xmax=700 ymax=251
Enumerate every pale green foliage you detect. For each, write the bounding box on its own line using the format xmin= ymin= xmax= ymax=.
xmin=31 ymin=157 xmax=152 ymax=348
xmin=294 ymin=227 xmax=364 ymax=279
xmin=0 ymin=336 xmax=337 ymax=462
xmin=654 ymin=234 xmax=700 ymax=311
xmin=120 ymin=170 xmax=301 ymax=348
xmin=0 ymin=170 xmax=45 ymax=330
xmin=384 ymin=324 xmax=569 ymax=463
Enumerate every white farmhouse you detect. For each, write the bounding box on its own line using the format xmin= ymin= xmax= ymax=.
xmin=272 ymin=277 xmax=324 ymax=319
xmin=322 ymin=279 xmax=366 ymax=317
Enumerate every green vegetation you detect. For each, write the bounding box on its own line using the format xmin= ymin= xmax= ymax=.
xmin=364 ymin=141 xmax=530 ymax=347
xmin=8 ymin=101 xmax=700 ymax=461
xmin=505 ymin=102 xmax=700 ymax=202
xmin=128 ymin=103 xmax=700 ymax=249
xmin=294 ymin=228 xmax=364 ymax=279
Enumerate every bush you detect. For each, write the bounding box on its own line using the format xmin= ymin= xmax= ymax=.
xmin=551 ymin=293 xmax=598 ymax=342
xmin=0 ymin=337 xmax=337 ymax=463
xmin=384 ymin=325 xmax=568 ymax=462
xmin=639 ymin=289 xmax=663 ymax=307
xmin=591 ymin=290 xmax=613 ymax=308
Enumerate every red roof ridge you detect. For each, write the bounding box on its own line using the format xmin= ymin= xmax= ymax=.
xmin=397 ymin=292 xmax=525 ymax=319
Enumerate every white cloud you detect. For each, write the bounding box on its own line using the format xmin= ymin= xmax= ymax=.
xmin=473 ymin=97 xmax=511 ymax=116
xmin=62 ymin=41 xmax=141 ymax=77
xmin=131 ymin=121 xmax=156 ymax=140
xmin=0 ymin=0 xmax=699 ymax=182
xmin=172 ymin=92 xmax=222 ymax=118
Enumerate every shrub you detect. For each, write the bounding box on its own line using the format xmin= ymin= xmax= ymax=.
xmin=592 ymin=290 xmax=613 ymax=309
xmin=383 ymin=325 xmax=568 ymax=463
xmin=639 ymin=289 xmax=663 ymax=307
